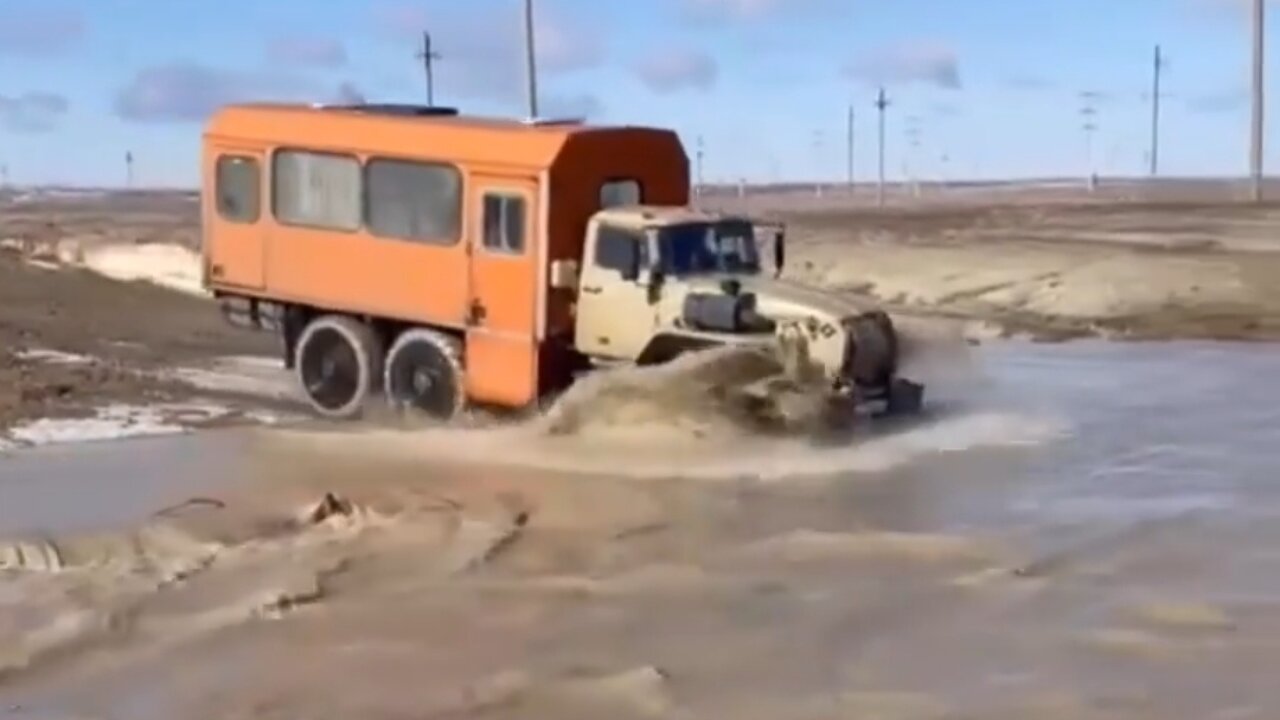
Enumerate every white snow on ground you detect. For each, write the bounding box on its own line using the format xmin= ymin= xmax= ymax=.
xmin=14 ymin=348 xmax=95 ymax=365
xmin=0 ymin=353 xmax=300 ymax=455
xmin=1 ymin=239 xmax=207 ymax=296
xmin=6 ymin=403 xmax=231 ymax=448
xmin=79 ymin=243 xmax=207 ymax=297
xmin=164 ymin=356 xmax=295 ymax=401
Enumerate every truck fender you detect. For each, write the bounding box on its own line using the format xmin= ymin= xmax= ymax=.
xmin=635 ymin=333 xmax=724 ymax=366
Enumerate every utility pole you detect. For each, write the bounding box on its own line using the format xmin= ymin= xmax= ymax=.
xmin=523 ymin=0 xmax=539 ymax=120
xmin=695 ymin=135 xmax=705 ymax=203
xmin=415 ymin=31 xmax=441 ymax=106
xmin=125 ymin=151 xmax=135 ymax=189
xmin=1082 ymin=110 xmax=1097 ymax=191
xmin=905 ymin=115 xmax=922 ymax=197
xmin=1251 ymin=0 xmax=1265 ymax=202
xmin=875 ymin=87 xmax=890 ymax=208
xmin=1150 ymin=44 xmax=1164 ymax=176
xmin=1080 ymin=92 xmax=1099 ymax=192
xmin=812 ymin=129 xmax=825 ymax=197
xmin=846 ymin=103 xmax=855 ymax=195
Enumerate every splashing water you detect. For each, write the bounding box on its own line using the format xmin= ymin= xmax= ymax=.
xmin=265 ymin=340 xmax=1069 ymax=483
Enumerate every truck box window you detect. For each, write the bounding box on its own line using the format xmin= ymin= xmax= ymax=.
xmin=216 ymin=155 xmax=260 ymax=223
xmin=366 ymin=158 xmax=462 ymax=244
xmin=272 ymin=150 xmax=361 ymax=231
xmin=482 ymin=193 xmax=525 ymax=254
xmin=600 ymin=179 xmax=641 ymax=208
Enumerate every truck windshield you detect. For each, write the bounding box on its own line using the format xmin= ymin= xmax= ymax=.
xmin=655 ymin=221 xmax=761 ymax=276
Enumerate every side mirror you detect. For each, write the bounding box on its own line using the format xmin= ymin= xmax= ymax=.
xmin=549 ymin=259 xmax=579 ymax=290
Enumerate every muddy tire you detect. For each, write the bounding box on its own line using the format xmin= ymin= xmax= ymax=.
xmin=848 ymin=311 xmax=899 ymax=388
xmin=294 ymin=315 xmax=384 ymax=420
xmin=383 ymin=328 xmax=466 ymax=422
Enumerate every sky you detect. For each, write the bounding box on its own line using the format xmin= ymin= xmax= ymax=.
xmin=0 ymin=0 xmax=1274 ymax=187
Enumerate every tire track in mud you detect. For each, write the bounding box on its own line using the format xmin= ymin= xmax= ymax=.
xmin=0 ymin=491 xmax=532 ymax=690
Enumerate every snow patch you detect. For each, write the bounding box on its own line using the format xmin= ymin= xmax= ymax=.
xmin=6 ymin=403 xmax=232 ymax=448
xmin=14 ymin=348 xmax=95 ymax=366
xmin=163 ymin=355 xmax=293 ymax=401
xmin=79 ymin=243 xmax=207 ymax=297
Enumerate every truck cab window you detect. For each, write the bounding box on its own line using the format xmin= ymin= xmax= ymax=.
xmin=482 ymin=193 xmax=526 ymax=254
xmin=596 ymin=224 xmax=647 ymax=275
xmin=216 ymin=155 xmax=260 ymax=223
xmin=600 ymin=179 xmax=641 ymax=208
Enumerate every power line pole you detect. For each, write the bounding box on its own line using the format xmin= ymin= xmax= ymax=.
xmin=846 ymin=103 xmax=855 ymax=195
xmin=812 ymin=129 xmax=825 ymax=197
xmin=695 ymin=135 xmax=705 ymax=203
xmin=1150 ymin=44 xmax=1164 ymax=176
xmin=1251 ymin=0 xmax=1265 ymax=202
xmin=905 ymin=115 xmax=923 ymax=197
xmin=1080 ymin=91 xmax=1100 ymax=192
xmin=414 ymin=31 xmax=441 ymax=107
xmin=875 ymin=87 xmax=890 ymax=208
xmin=523 ymin=0 xmax=539 ymax=120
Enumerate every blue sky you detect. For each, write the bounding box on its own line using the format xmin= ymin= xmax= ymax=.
xmin=0 ymin=0 xmax=1273 ymax=187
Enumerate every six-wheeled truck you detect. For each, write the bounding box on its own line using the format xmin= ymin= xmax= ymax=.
xmin=200 ymin=102 xmax=923 ymax=425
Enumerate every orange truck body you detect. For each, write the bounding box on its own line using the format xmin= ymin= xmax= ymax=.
xmin=200 ymin=103 xmax=690 ymax=410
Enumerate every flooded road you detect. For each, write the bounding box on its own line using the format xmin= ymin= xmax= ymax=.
xmin=2 ymin=339 xmax=1279 ymax=719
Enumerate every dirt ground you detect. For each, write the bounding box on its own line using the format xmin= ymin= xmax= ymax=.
xmin=715 ymin=188 xmax=1280 ymax=342
xmin=4 ymin=182 xmax=1280 ymax=430
xmin=0 ymin=194 xmax=276 ymax=429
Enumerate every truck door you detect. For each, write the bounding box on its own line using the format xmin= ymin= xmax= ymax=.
xmin=466 ymin=175 xmax=540 ymax=407
xmin=575 ymin=222 xmax=658 ymax=360
xmin=204 ymin=147 xmax=266 ymax=290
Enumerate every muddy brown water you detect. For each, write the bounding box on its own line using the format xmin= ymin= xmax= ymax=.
xmin=1 ymin=339 xmax=1279 ymax=719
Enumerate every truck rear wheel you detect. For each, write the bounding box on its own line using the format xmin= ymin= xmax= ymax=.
xmin=383 ymin=328 xmax=466 ymax=422
xmin=295 ymin=315 xmax=383 ymax=420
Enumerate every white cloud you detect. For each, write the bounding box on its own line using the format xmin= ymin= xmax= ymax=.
xmin=0 ymin=92 xmax=70 ymax=133
xmin=371 ymin=1 xmax=604 ymax=106
xmin=0 ymin=3 xmax=85 ymax=56
xmin=681 ymin=0 xmax=791 ymax=22
xmin=266 ymin=35 xmax=348 ymax=69
xmin=845 ymin=41 xmax=962 ymax=90
xmin=114 ymin=62 xmax=378 ymax=123
xmin=636 ymin=49 xmax=719 ymax=93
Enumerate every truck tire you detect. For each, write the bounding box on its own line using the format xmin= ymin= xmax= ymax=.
xmin=294 ymin=314 xmax=384 ymax=420
xmin=383 ymin=328 xmax=466 ymax=422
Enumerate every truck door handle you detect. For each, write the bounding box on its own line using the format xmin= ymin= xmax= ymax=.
xmin=467 ymin=299 xmax=487 ymax=325
xmin=582 ymin=286 xmax=602 ymax=295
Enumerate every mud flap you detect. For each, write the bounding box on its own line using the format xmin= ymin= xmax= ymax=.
xmin=883 ymin=378 xmax=925 ymax=417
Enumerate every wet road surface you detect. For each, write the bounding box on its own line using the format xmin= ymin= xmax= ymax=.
xmin=1 ymin=339 xmax=1278 ymax=719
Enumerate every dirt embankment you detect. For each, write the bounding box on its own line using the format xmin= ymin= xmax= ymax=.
xmin=772 ymin=201 xmax=1280 ymax=342
xmin=0 ymin=190 xmax=279 ymax=427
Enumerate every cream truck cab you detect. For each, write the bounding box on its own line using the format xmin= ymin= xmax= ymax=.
xmin=562 ymin=205 xmax=924 ymax=425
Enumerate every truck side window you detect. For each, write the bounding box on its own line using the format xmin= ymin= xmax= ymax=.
xmin=215 ymin=155 xmax=260 ymax=224
xmin=366 ymin=158 xmax=462 ymax=244
xmin=482 ymin=193 xmax=525 ymax=254
xmin=596 ymin=225 xmax=646 ymax=274
xmin=600 ymin=179 xmax=641 ymax=208
xmin=272 ymin=149 xmax=361 ymax=231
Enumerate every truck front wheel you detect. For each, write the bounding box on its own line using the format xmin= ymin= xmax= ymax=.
xmin=294 ymin=315 xmax=384 ymax=420
xmin=383 ymin=328 xmax=466 ymax=422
